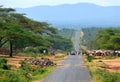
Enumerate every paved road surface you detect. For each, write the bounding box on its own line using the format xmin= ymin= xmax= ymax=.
xmin=44 ymin=55 xmax=91 ymax=82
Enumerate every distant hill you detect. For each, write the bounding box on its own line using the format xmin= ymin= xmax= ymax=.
xmin=16 ymin=3 xmax=120 ymax=28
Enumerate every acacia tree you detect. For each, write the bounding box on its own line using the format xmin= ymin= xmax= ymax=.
xmin=0 ymin=7 xmax=15 ymax=47
xmin=0 ymin=7 xmax=56 ymax=57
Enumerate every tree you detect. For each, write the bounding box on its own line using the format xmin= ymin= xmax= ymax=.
xmin=81 ymin=27 xmax=101 ymax=50
xmin=0 ymin=7 xmax=57 ymax=57
xmin=0 ymin=7 xmax=15 ymax=47
xmin=110 ymin=35 xmax=120 ymax=50
xmin=95 ymin=28 xmax=120 ymax=50
xmin=46 ymin=35 xmax=73 ymax=51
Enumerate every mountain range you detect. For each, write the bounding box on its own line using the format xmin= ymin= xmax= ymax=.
xmin=16 ymin=3 xmax=120 ymax=28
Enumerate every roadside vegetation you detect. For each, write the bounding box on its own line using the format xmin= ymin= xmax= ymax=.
xmin=82 ymin=27 xmax=120 ymax=82
xmin=0 ymin=57 xmax=56 ymax=82
xmin=84 ymin=55 xmax=120 ymax=82
xmin=0 ymin=6 xmax=74 ymax=82
xmin=0 ymin=7 xmax=73 ymax=57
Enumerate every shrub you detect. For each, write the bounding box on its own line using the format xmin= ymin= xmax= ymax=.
xmin=0 ymin=58 xmax=11 ymax=70
xmin=2 ymin=64 xmax=11 ymax=70
xmin=87 ymin=55 xmax=93 ymax=62
xmin=0 ymin=58 xmax=7 ymax=64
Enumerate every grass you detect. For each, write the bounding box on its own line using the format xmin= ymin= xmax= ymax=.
xmin=0 ymin=52 xmax=66 ymax=82
xmin=31 ymin=66 xmax=56 ymax=82
xmin=0 ymin=61 xmax=56 ymax=82
xmin=84 ymin=55 xmax=120 ymax=82
xmin=84 ymin=58 xmax=102 ymax=82
xmin=17 ymin=52 xmax=50 ymax=58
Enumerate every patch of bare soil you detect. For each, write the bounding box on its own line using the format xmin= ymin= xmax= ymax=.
xmin=102 ymin=58 xmax=120 ymax=72
xmin=7 ymin=56 xmax=32 ymax=68
xmin=80 ymin=31 xmax=84 ymax=37
xmin=0 ymin=53 xmax=66 ymax=69
xmin=47 ymin=53 xmax=66 ymax=66
xmin=55 ymin=53 xmax=64 ymax=56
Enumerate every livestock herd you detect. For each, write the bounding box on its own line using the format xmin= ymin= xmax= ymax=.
xmin=92 ymin=50 xmax=120 ymax=57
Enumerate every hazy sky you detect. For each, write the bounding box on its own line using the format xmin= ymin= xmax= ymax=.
xmin=0 ymin=0 xmax=120 ymax=8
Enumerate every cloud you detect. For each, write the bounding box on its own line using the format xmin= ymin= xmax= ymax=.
xmin=0 ymin=0 xmax=120 ymax=8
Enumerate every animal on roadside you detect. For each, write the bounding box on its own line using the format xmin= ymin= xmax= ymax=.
xmin=92 ymin=50 xmax=111 ymax=56
xmin=115 ymin=51 xmax=120 ymax=57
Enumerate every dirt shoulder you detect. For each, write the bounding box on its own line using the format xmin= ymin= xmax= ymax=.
xmin=90 ymin=57 xmax=120 ymax=73
xmin=102 ymin=58 xmax=120 ymax=72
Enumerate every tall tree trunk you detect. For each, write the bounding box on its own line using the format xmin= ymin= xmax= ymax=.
xmin=9 ymin=40 xmax=13 ymax=57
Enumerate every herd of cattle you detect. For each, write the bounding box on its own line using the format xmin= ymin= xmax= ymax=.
xmin=92 ymin=50 xmax=120 ymax=57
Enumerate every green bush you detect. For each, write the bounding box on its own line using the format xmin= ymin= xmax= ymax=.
xmin=0 ymin=58 xmax=7 ymax=64
xmin=2 ymin=64 xmax=11 ymax=70
xmin=0 ymin=58 xmax=11 ymax=70
xmin=87 ymin=55 xmax=93 ymax=62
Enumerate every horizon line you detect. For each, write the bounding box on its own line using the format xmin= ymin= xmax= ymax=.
xmin=5 ymin=2 xmax=120 ymax=9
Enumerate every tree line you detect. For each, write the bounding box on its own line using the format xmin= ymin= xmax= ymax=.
xmin=0 ymin=7 xmax=73 ymax=57
xmin=81 ymin=27 xmax=101 ymax=49
xmin=95 ymin=28 xmax=120 ymax=50
xmin=81 ymin=27 xmax=120 ymax=50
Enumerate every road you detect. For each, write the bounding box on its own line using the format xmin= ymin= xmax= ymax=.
xmin=44 ymin=55 xmax=91 ymax=82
